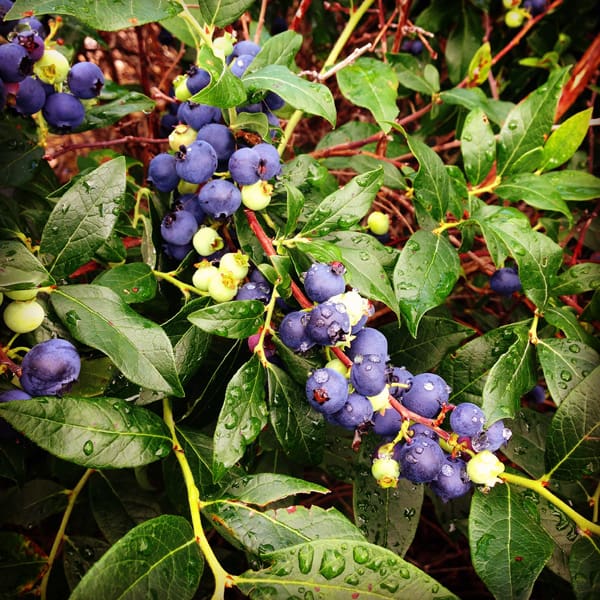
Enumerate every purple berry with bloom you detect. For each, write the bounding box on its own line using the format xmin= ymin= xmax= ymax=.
xmin=305 ymin=367 xmax=348 ymax=415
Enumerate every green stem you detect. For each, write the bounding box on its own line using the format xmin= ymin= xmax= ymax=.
xmin=176 ymin=1 xmax=213 ymax=51
xmin=254 ymin=289 xmax=280 ymax=367
xmin=501 ymin=471 xmax=600 ymax=536
xmin=163 ymin=399 xmax=232 ymax=599
xmin=152 ymin=269 xmax=208 ymax=299
xmin=528 ymin=310 xmax=541 ymax=344
xmin=432 ymin=219 xmax=465 ymax=235
xmin=39 ymin=468 xmax=95 ymax=600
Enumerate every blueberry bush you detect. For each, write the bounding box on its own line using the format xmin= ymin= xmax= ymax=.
xmin=0 ymin=1 xmax=599 ymax=598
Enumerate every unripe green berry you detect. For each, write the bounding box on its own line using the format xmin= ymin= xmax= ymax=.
xmin=503 ymin=0 xmax=520 ymax=8
xmin=169 ymin=124 xmax=198 ymax=152
xmin=329 ymin=290 xmax=371 ymax=328
xmin=213 ymin=35 xmax=234 ymax=61
xmin=192 ymin=261 xmax=219 ymax=291
xmin=34 ymin=49 xmax=70 ymax=85
xmin=241 ymin=181 xmax=273 ymax=211
xmin=505 ymin=9 xmax=525 ymax=27
xmin=192 ymin=227 xmax=224 ymax=256
xmin=367 ymin=211 xmax=390 ymax=236
xmin=177 ymin=179 xmax=198 ymax=195
xmin=208 ymin=271 xmax=239 ymax=302
xmin=371 ymin=456 xmax=400 ymax=488
xmin=219 ymin=251 xmax=249 ymax=281
xmin=3 ymin=299 xmax=45 ymax=333
xmin=466 ymin=450 xmax=505 ymax=486
xmin=173 ymin=75 xmax=192 ymax=102
xmin=5 ymin=289 xmax=38 ymax=301
xmin=324 ymin=358 xmax=349 ymax=377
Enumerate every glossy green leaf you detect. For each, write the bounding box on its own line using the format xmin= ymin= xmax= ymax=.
xmin=541 ymin=170 xmax=600 ymax=201
xmin=70 ymin=515 xmax=203 ymax=600
xmin=237 ymin=538 xmax=458 ymax=599
xmin=283 ymin=183 xmax=305 ymax=237
xmin=337 ymin=57 xmax=399 ymax=132
xmin=0 ymin=397 xmax=171 ymax=469
xmin=8 ymin=0 xmax=181 ymax=30
xmin=543 ymin=306 xmax=599 ymax=350
xmin=541 ymin=107 xmax=593 ymax=172
xmin=445 ymin=2 xmax=483 ymax=84
xmin=267 ymin=363 xmax=326 ymax=466
xmin=495 ymin=173 xmax=572 ymax=224
xmin=545 ymin=365 xmax=600 ymax=480
xmin=0 ymin=479 xmax=68 ymax=527
xmin=0 ymin=532 xmax=47 ymax=596
xmin=229 ymin=111 xmax=270 ymax=139
xmin=385 ymin=315 xmax=475 ymax=374
xmin=393 ymin=231 xmax=460 ymax=337
xmin=404 ymin=134 xmax=452 ymax=222
xmin=40 ymin=157 xmax=126 ymax=280
xmin=271 ymin=335 xmax=321 ymax=387
xmin=537 ymin=338 xmax=599 ymax=406
xmin=299 ymin=168 xmax=383 ymax=237
xmin=469 ymin=484 xmax=554 ymax=600
xmin=0 ymin=113 xmax=43 ymax=187
xmin=196 ymin=0 xmax=254 ymax=27
xmin=243 ymin=65 xmax=336 ymax=126
xmin=466 ymin=42 xmax=492 ymax=86
xmin=92 ymin=263 xmax=157 ymax=304
xmin=391 ymin=54 xmax=439 ymax=96
xmin=569 ymin=536 xmax=600 ymax=599
xmin=51 ymin=285 xmax=184 ymax=396
xmin=63 ymin=535 xmax=110 ymax=592
xmin=440 ymin=87 xmax=514 ymax=126
xmin=248 ymin=30 xmax=303 ymax=72
xmin=187 ymin=300 xmax=265 ymax=339
xmin=552 ymin=263 xmax=600 ymax=295
xmin=212 ymin=356 xmax=267 ymax=481
xmin=461 ymin=107 xmax=495 ymax=185
xmin=496 ymin=68 xmax=570 ymax=176
xmin=481 ymin=325 xmax=536 ymax=423
xmin=79 ymin=90 xmax=155 ymax=131
xmin=0 ymin=240 xmax=54 ymax=291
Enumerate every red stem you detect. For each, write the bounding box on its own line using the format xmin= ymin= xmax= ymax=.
xmin=0 ymin=346 xmax=22 ymax=378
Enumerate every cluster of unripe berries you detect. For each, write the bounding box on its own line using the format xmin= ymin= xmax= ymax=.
xmin=503 ymin=0 xmax=546 ymax=28
xmin=0 ymin=4 xmax=105 ymax=130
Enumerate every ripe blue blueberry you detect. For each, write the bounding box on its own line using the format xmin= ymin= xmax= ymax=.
xmin=230 ymin=54 xmax=254 ymax=77
xmin=186 ymin=65 xmax=211 ymax=94
xmin=197 ymin=123 xmax=236 ymax=170
xmin=17 ymin=16 xmax=46 ymax=37
xmin=42 ymin=92 xmax=85 ymax=130
xmin=231 ymin=40 xmax=261 ymax=59
xmin=197 ymin=179 xmax=241 ymax=219
xmin=264 ymin=91 xmax=285 ymax=111
xmin=331 ymin=392 xmax=373 ymax=430
xmin=490 ymin=267 xmax=522 ymax=296
xmin=160 ymin=209 xmax=198 ymax=245
xmin=350 ymin=354 xmax=387 ymax=396
xmin=235 ymin=282 xmax=271 ymax=303
xmin=372 ymin=407 xmax=403 ymax=438
xmin=450 ymin=402 xmax=486 ymax=437
xmin=408 ymin=422 xmax=438 ymax=441
xmin=0 ymin=0 xmax=17 ymax=36
xmin=401 ymin=372 xmax=451 ymax=418
xmin=523 ymin=0 xmax=546 ymax=15
xmin=175 ymin=193 xmax=205 ymax=225
xmin=347 ymin=327 xmax=388 ymax=362
xmin=0 ymin=389 xmax=32 ymax=402
xmin=303 ymin=262 xmax=346 ymax=303
xmin=228 ymin=147 xmax=261 ymax=185
xmin=398 ymin=436 xmax=445 ymax=483
xmin=15 ymin=76 xmax=46 ymax=115
xmin=387 ymin=366 xmax=413 ymax=400
xmin=163 ymin=242 xmax=193 ymax=261
xmin=306 ymin=300 xmax=350 ymax=346
xmin=429 ymin=455 xmax=472 ymax=502
xmin=0 ymin=42 xmax=33 ymax=82
xmin=305 ymin=367 xmax=349 ymax=415
xmin=12 ymin=30 xmax=45 ymax=61
xmin=278 ymin=310 xmax=315 ymax=352
xmin=175 ymin=140 xmax=218 ymax=184
xmin=20 ymin=339 xmax=81 ymax=396
xmin=471 ymin=420 xmax=512 ymax=452
xmin=148 ymin=152 xmax=180 ymax=192
xmin=254 ymin=142 xmax=282 ymax=180
xmin=67 ymin=61 xmax=105 ymax=99
xmin=177 ymin=101 xmax=221 ymax=130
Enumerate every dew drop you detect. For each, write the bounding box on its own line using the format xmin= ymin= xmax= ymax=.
xmin=353 ymin=545 xmax=371 ymax=564
xmin=560 ymin=370 xmax=572 ymax=382
xmin=83 ymin=440 xmax=94 ymax=456
xmin=569 ymin=344 xmax=580 ymax=353
xmin=298 ymin=544 xmax=314 ymax=574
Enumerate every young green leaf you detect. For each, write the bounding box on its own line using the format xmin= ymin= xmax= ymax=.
xmin=79 ymin=90 xmax=155 ymax=131
xmin=0 ymin=397 xmax=171 ymax=469
xmin=551 ymin=263 xmax=600 ymax=296
xmin=545 ymin=365 xmax=600 ymax=481
xmin=187 ymin=300 xmax=265 ymax=339
xmin=466 ymin=42 xmax=492 ymax=87
xmin=196 ymin=0 xmax=255 ymax=27
xmin=469 ymin=484 xmax=554 ymax=600
xmin=247 ymin=30 xmax=303 ymax=72
xmin=336 ymin=57 xmax=399 ymax=133
xmin=40 ymin=157 xmax=126 ymax=281
xmin=69 ymin=515 xmax=203 ymax=600
xmin=212 ymin=356 xmax=268 ymax=481
xmin=392 ymin=53 xmax=439 ymax=96
xmin=51 ymin=285 xmax=183 ymax=396
xmin=393 ymin=230 xmax=460 ymax=337
xmin=0 ymin=240 xmax=54 ymax=291
xmin=283 ymin=182 xmax=305 ymax=237
xmin=541 ymin=170 xmax=600 ymax=201
xmin=92 ymin=262 xmax=157 ymax=304
xmin=461 ymin=107 xmax=496 ymax=185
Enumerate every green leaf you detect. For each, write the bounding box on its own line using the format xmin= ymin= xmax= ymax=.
xmin=336 ymin=57 xmax=399 ymax=133
xmin=299 ymin=168 xmax=383 ymax=237
xmin=495 ymin=173 xmax=572 ymax=224
xmin=461 ymin=107 xmax=495 ymax=185
xmin=195 ymin=0 xmax=254 ymax=27
xmin=63 ymin=535 xmax=110 ymax=592
xmin=391 ymin=54 xmax=439 ymax=96
xmin=190 ymin=45 xmax=246 ymax=108
xmin=8 ymin=0 xmax=181 ymax=30
xmin=248 ymin=30 xmax=303 ymax=72
xmin=40 ymin=157 xmax=126 ymax=280
xmin=267 ymin=363 xmax=326 ymax=466
xmin=469 ymin=484 xmax=554 ymax=600
xmin=541 ymin=107 xmax=593 ymax=172
xmin=0 ymin=397 xmax=171 ymax=469
xmin=569 ymin=536 xmax=600 ymax=599
xmin=212 ymin=356 xmax=267 ymax=480
xmin=92 ymin=262 xmax=157 ymax=304
xmin=0 ymin=240 xmax=54 ymax=291
xmin=51 ymin=285 xmax=184 ymax=396
xmin=0 ymin=479 xmax=68 ymax=527
xmin=237 ymin=538 xmax=458 ymax=599
xmin=404 ymin=134 xmax=452 ymax=222
xmin=188 ymin=300 xmax=265 ymax=339
xmin=440 ymin=87 xmax=514 ymax=126
xmin=445 ymin=2 xmax=483 ymax=84
xmin=283 ymin=183 xmax=305 ymax=237
xmin=541 ymin=170 xmax=600 ymax=201
xmin=271 ymin=335 xmax=321 ymax=387
xmin=545 ymin=365 xmax=600 ymax=480
xmin=466 ymin=42 xmax=492 ymax=86
xmin=537 ymin=338 xmax=600 ymax=406
xmin=496 ymin=68 xmax=570 ymax=176
xmin=393 ymin=231 xmax=460 ymax=337
xmin=70 ymin=515 xmax=203 ymax=600
xmin=481 ymin=325 xmax=536 ymax=423
xmin=0 ymin=113 xmax=43 ymax=187
xmin=543 ymin=306 xmax=600 ymax=350
xmin=385 ymin=315 xmax=475 ymax=374
xmin=79 ymin=90 xmax=155 ymax=131
xmin=0 ymin=532 xmax=47 ymax=597
xmin=243 ymin=65 xmax=336 ymax=126
xmin=552 ymin=263 xmax=600 ymax=295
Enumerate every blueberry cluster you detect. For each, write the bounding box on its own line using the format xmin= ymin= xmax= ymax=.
xmin=0 ymin=6 xmax=105 ymax=130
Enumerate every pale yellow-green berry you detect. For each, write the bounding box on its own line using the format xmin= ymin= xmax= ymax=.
xmin=466 ymin=450 xmax=505 ymax=486
xmin=3 ymin=299 xmax=45 ymax=333
xmin=371 ymin=456 xmax=400 ymax=488
xmin=169 ymin=124 xmax=198 ymax=152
